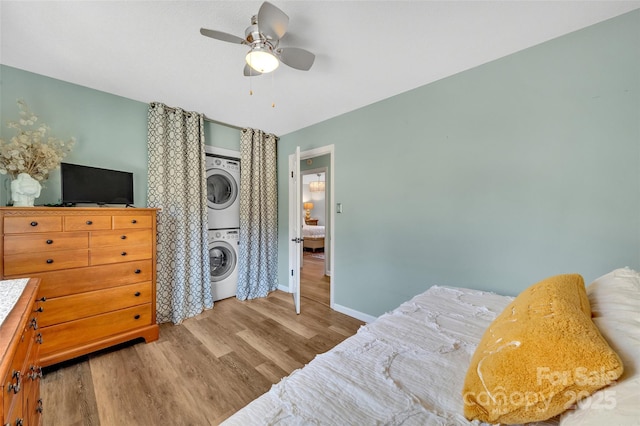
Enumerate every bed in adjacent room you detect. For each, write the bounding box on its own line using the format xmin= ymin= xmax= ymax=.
xmin=302 ymin=224 xmax=324 ymax=252
xmin=223 ymin=268 xmax=640 ymax=425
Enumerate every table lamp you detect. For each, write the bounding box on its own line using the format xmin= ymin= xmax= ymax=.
xmin=303 ymin=202 xmax=313 ymax=220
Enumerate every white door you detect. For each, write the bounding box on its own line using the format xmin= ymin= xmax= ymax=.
xmin=288 ymin=146 xmax=302 ymax=314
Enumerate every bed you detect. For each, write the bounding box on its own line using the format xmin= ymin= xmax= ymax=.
xmin=302 ymin=224 xmax=324 ymax=252
xmin=223 ymin=268 xmax=640 ymax=425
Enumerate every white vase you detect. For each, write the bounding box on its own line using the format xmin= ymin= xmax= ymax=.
xmin=11 ymin=173 xmax=42 ymax=207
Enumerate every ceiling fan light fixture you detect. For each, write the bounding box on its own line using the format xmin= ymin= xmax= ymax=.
xmin=200 ymin=2 xmax=315 ymax=76
xmin=246 ymin=46 xmax=279 ymax=73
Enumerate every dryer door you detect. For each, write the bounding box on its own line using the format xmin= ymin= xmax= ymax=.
xmin=209 ymin=240 xmax=237 ymax=282
xmin=207 ymin=168 xmax=238 ymax=210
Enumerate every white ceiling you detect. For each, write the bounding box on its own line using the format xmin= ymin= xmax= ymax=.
xmin=2 ymin=1 xmax=639 ymax=136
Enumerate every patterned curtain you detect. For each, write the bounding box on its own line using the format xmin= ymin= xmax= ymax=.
xmin=147 ymin=102 xmax=212 ymax=324
xmin=237 ymin=128 xmax=279 ymax=300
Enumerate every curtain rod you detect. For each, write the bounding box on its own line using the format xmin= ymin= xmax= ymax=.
xmin=149 ymin=102 xmax=244 ymax=131
xmin=203 ymin=115 xmax=244 ymax=131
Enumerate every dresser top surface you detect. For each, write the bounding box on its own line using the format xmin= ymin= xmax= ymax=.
xmin=0 ymin=207 xmax=159 ymax=212
xmin=0 ymin=278 xmax=30 ymax=327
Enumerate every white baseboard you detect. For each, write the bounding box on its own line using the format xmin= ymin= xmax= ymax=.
xmin=332 ymin=303 xmax=377 ymax=324
xmin=277 ymin=285 xmax=376 ymax=323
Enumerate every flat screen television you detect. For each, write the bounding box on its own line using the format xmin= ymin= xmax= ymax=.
xmin=61 ymin=163 xmax=134 ymax=205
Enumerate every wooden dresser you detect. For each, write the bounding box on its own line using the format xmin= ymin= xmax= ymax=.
xmin=0 ymin=207 xmax=159 ymax=367
xmin=1 ymin=278 xmax=43 ymax=426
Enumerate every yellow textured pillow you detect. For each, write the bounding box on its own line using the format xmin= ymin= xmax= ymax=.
xmin=462 ymin=274 xmax=623 ymax=424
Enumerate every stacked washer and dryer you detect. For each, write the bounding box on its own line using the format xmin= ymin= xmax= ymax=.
xmin=205 ymin=147 xmax=240 ymax=301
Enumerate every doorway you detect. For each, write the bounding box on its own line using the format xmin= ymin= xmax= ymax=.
xmin=301 ymin=169 xmax=328 ymax=305
xmin=288 ymin=144 xmax=335 ymax=311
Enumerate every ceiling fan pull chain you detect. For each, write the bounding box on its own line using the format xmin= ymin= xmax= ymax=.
xmin=271 ymin=72 xmax=276 ymax=108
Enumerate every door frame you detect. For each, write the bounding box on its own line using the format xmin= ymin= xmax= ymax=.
xmin=288 ymin=144 xmax=335 ymax=308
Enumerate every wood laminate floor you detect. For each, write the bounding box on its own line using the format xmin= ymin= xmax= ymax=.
xmin=301 ymin=251 xmax=329 ymax=306
xmin=41 ymin=290 xmax=363 ymax=425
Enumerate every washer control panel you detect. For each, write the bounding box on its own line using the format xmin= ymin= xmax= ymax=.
xmin=213 ymin=158 xmax=240 ymax=172
xmin=214 ymin=230 xmax=239 ymax=241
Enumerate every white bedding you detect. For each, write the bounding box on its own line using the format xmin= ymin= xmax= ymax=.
xmin=222 ymin=286 xmax=559 ymax=425
xmin=302 ymin=224 xmax=325 ymax=238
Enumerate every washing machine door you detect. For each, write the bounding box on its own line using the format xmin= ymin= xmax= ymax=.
xmin=207 ymin=168 xmax=238 ymax=210
xmin=209 ymin=240 xmax=237 ymax=282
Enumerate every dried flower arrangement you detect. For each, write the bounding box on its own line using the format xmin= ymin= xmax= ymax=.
xmin=0 ymin=99 xmax=76 ymax=182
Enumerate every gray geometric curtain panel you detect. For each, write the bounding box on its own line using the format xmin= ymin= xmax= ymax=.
xmin=237 ymin=128 xmax=279 ymax=300
xmin=147 ymin=102 xmax=213 ymax=324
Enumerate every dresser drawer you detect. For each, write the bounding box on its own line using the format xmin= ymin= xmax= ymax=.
xmin=29 ymin=260 xmax=153 ymax=298
xmin=2 ymin=356 xmax=20 ymax=423
xmin=4 ymin=249 xmax=89 ymax=275
xmin=90 ymin=243 xmax=152 ymax=265
xmin=4 ymin=232 xmax=89 ymax=255
xmin=39 ymin=304 xmax=153 ymax=356
xmin=38 ymin=282 xmax=152 ymax=327
xmin=113 ymin=215 xmax=152 ymax=229
xmin=4 ymin=216 xmax=63 ymax=234
xmin=64 ymin=215 xmax=112 ymax=231
xmin=90 ymin=229 xmax=151 ymax=248
xmin=2 ymin=331 xmax=30 ymax=419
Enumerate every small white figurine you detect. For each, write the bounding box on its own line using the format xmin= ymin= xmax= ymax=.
xmin=11 ymin=173 xmax=41 ymax=207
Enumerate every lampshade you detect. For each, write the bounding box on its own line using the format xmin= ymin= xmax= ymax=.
xmin=246 ymin=46 xmax=279 ymax=73
xmin=303 ymin=202 xmax=314 ymax=210
xmin=309 ymin=181 xmax=325 ymax=192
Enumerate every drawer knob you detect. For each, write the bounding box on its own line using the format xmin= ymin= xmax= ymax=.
xmin=28 ymin=365 xmax=43 ymax=381
xmin=86 ymin=220 xmax=93 ymax=225
xmin=35 ymin=306 xmax=44 ymax=313
xmin=8 ymin=370 xmax=21 ymax=394
xmin=134 ymin=269 xmax=141 ymax=274
xmin=30 ymin=221 xmax=38 ymax=226
xmin=46 ymin=259 xmax=54 ymax=264
xmin=46 ymin=239 xmax=53 ymax=244
xmin=121 ymin=251 xmax=127 ymax=256
xmin=134 ymin=314 xmax=141 ymax=320
xmin=38 ymin=296 xmax=47 ymax=302
xmin=36 ymin=333 xmax=43 ymax=344
xmin=134 ymin=292 xmax=141 ymax=297
xmin=30 ymin=318 xmax=39 ymax=330
xmin=131 ymin=219 xmax=137 ymax=224
xmin=121 ymin=235 xmax=127 ymax=240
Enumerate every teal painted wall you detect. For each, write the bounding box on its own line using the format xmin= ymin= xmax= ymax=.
xmin=301 ymin=154 xmax=330 ymax=172
xmin=277 ymin=10 xmax=640 ymax=317
xmin=0 ymin=65 xmax=149 ymax=206
xmin=204 ymin=121 xmax=240 ymax=152
xmin=0 ymin=65 xmax=240 ymax=206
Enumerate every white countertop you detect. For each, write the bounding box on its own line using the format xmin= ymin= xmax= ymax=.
xmin=0 ymin=278 xmax=30 ymax=327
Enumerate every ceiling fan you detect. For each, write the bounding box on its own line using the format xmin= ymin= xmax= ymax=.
xmin=200 ymin=1 xmax=315 ymax=76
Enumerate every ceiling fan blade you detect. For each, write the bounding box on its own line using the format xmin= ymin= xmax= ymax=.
xmin=243 ymin=64 xmax=262 ymax=77
xmin=200 ymin=28 xmax=245 ymax=44
xmin=257 ymin=1 xmax=289 ymax=40
xmin=277 ymin=47 xmax=315 ymax=71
